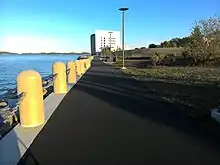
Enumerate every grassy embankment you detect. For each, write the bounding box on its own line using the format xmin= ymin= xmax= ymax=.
xmin=123 ymin=47 xmax=183 ymax=58
xmin=114 ymin=47 xmax=220 ymax=122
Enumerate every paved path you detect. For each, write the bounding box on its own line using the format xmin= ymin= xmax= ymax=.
xmin=18 ymin=58 xmax=220 ymax=165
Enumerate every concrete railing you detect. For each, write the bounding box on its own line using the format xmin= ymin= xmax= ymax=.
xmin=0 ymin=56 xmax=93 ymax=139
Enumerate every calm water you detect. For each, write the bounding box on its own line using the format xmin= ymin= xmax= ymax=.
xmin=0 ymin=54 xmax=79 ymax=95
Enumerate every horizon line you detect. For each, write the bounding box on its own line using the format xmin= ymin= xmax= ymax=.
xmin=0 ymin=51 xmax=90 ymax=54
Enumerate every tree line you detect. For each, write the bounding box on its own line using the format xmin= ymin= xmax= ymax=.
xmin=149 ymin=16 xmax=220 ymax=65
xmin=149 ymin=37 xmax=191 ymax=48
xmin=149 ymin=16 xmax=220 ymax=47
xmin=100 ymin=15 xmax=220 ymax=66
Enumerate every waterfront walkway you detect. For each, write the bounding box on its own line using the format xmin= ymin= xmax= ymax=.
xmin=18 ymin=58 xmax=220 ymax=165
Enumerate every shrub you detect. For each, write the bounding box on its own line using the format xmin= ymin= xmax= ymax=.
xmin=151 ymin=53 xmax=159 ymax=66
xmin=116 ymin=55 xmax=122 ymax=62
xmin=184 ymin=16 xmax=220 ymax=65
xmin=151 ymin=53 xmax=178 ymax=66
xmin=182 ymin=50 xmax=189 ymax=58
xmin=151 ymin=53 xmax=166 ymax=66
xmin=158 ymin=54 xmax=166 ymax=65
xmin=148 ymin=44 xmax=158 ymax=48
xmin=163 ymin=54 xmax=176 ymax=65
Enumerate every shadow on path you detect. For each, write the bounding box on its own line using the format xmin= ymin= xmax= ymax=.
xmin=77 ymin=74 xmax=220 ymax=151
xmin=17 ymin=59 xmax=220 ymax=165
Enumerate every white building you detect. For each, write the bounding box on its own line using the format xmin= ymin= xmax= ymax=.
xmin=95 ymin=30 xmax=120 ymax=52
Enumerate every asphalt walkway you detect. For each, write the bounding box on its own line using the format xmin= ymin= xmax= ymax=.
xmin=18 ymin=58 xmax=220 ymax=165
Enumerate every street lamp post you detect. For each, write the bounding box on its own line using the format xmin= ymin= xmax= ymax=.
xmin=108 ymin=32 xmax=113 ymax=63
xmin=119 ymin=7 xmax=129 ymax=70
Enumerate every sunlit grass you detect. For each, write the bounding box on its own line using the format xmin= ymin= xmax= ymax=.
xmin=123 ymin=66 xmax=220 ymax=85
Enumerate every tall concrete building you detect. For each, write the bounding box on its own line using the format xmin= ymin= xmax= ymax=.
xmin=90 ymin=34 xmax=96 ymax=55
xmin=94 ymin=30 xmax=120 ymax=53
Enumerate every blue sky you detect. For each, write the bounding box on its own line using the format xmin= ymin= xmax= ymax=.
xmin=0 ymin=0 xmax=219 ymax=53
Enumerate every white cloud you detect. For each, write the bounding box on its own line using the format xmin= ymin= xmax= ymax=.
xmin=0 ymin=35 xmax=89 ymax=53
xmin=1 ymin=35 xmax=62 ymax=53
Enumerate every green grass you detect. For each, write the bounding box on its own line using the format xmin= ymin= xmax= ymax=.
xmin=113 ymin=47 xmax=220 ymax=129
xmin=120 ymin=66 xmax=220 ymax=121
xmin=124 ymin=66 xmax=220 ymax=84
xmin=120 ymin=47 xmax=220 ymax=59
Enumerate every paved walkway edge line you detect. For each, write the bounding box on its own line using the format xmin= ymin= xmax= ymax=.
xmin=0 ymin=76 xmax=83 ymax=165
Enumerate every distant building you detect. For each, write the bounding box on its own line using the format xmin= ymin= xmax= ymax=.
xmin=94 ymin=30 xmax=120 ymax=53
xmin=90 ymin=34 xmax=96 ymax=55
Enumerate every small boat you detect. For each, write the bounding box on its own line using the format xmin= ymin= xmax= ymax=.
xmin=77 ymin=55 xmax=91 ymax=60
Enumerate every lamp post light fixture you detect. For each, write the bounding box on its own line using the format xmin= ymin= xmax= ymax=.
xmin=119 ymin=7 xmax=129 ymax=70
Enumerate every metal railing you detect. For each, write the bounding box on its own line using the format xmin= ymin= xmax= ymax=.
xmin=0 ymin=56 xmax=92 ymax=140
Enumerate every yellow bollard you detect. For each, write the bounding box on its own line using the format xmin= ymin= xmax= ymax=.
xmin=86 ymin=59 xmax=90 ymax=69
xmin=83 ymin=59 xmax=87 ymax=71
xmin=80 ymin=60 xmax=85 ymax=75
xmin=88 ymin=59 xmax=91 ymax=68
xmin=53 ymin=62 xmax=67 ymax=94
xmin=87 ymin=60 xmax=89 ymax=69
xmin=85 ymin=59 xmax=88 ymax=71
xmin=75 ymin=60 xmax=81 ymax=76
xmin=67 ymin=61 xmax=76 ymax=84
xmin=83 ymin=60 xmax=86 ymax=71
xmin=17 ymin=70 xmax=45 ymax=128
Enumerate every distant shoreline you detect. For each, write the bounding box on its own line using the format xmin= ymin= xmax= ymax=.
xmin=0 ymin=52 xmax=90 ymax=55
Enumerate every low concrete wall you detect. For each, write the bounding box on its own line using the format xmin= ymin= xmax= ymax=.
xmin=0 ymin=83 xmax=75 ymax=165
